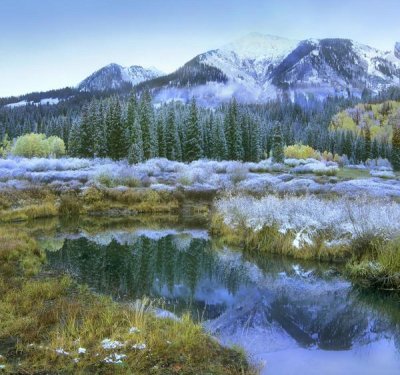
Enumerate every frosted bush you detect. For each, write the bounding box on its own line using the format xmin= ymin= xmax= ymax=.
xmin=284 ymin=158 xmax=305 ymax=167
xmin=215 ymin=194 xmax=400 ymax=248
xmin=226 ymin=162 xmax=249 ymax=183
xmin=291 ymin=161 xmax=338 ymax=175
xmin=370 ymin=170 xmax=395 ymax=179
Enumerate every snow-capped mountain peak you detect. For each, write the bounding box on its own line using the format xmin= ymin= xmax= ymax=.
xmin=220 ymin=32 xmax=299 ymax=60
xmin=395 ymin=42 xmax=400 ymax=59
xmin=78 ymin=63 xmax=163 ymax=92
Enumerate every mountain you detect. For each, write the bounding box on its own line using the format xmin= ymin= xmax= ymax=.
xmin=137 ymin=33 xmax=400 ymax=104
xmin=78 ymin=63 xmax=163 ymax=92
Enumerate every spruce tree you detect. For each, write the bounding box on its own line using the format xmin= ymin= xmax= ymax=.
xmin=93 ymin=102 xmax=108 ymax=157
xmin=226 ymin=98 xmax=244 ymax=160
xmin=271 ymin=121 xmax=284 ymax=163
xmin=79 ymin=103 xmax=94 ymax=157
xmin=364 ymin=126 xmax=372 ymax=160
xmin=184 ymin=98 xmax=203 ymax=162
xmin=139 ymin=89 xmax=155 ymax=160
xmin=128 ymin=117 xmax=144 ymax=164
xmin=165 ymin=107 xmax=181 ymax=160
xmin=156 ymin=116 xmax=166 ymax=158
xmin=67 ymin=122 xmax=81 ymax=157
xmin=106 ymin=99 xmax=127 ymax=160
xmin=392 ymin=122 xmax=400 ymax=171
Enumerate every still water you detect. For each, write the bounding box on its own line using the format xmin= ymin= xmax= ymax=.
xmin=38 ymin=218 xmax=400 ymax=375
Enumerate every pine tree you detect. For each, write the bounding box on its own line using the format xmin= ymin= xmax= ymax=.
xmin=225 ymin=98 xmax=244 ymax=160
xmin=392 ymin=121 xmax=400 ymax=171
xmin=271 ymin=121 xmax=284 ymax=163
xmin=126 ymin=93 xmax=138 ymax=141
xmin=156 ymin=116 xmax=166 ymax=158
xmin=139 ymin=89 xmax=155 ymax=160
xmin=67 ymin=122 xmax=81 ymax=157
xmin=79 ymin=103 xmax=94 ymax=157
xmin=249 ymin=117 xmax=261 ymax=162
xmin=165 ymin=107 xmax=181 ymax=160
xmin=364 ymin=126 xmax=372 ymax=160
xmin=128 ymin=117 xmax=144 ymax=164
xmin=184 ymin=98 xmax=203 ymax=162
xmin=106 ymin=99 xmax=127 ymax=160
xmin=211 ymin=115 xmax=227 ymax=160
xmin=93 ymin=102 xmax=108 ymax=157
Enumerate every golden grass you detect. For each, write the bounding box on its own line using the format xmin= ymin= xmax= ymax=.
xmin=210 ymin=213 xmax=349 ymax=262
xmin=0 ymin=225 xmax=254 ymax=374
xmin=346 ymin=237 xmax=400 ymax=290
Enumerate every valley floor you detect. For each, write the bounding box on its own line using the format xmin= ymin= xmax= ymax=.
xmin=0 ymin=156 xmax=399 ymax=373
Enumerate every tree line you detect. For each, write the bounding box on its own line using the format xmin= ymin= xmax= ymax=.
xmin=1 ymin=87 xmax=399 ymax=166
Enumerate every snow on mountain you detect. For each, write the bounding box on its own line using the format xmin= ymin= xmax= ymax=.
xmin=142 ymin=34 xmax=400 ymax=104
xmin=78 ymin=63 xmax=163 ymax=92
xmin=394 ymin=42 xmax=400 ymax=59
xmin=5 ymin=98 xmax=60 ymax=108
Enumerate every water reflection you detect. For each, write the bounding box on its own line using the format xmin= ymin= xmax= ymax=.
xmin=42 ymin=224 xmax=400 ymax=375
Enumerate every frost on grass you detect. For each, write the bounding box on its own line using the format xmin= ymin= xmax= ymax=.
xmin=103 ymin=353 xmax=127 ymax=364
xmin=131 ymin=343 xmax=146 ymax=350
xmin=216 ymin=194 xmax=400 ymax=248
xmin=101 ymin=339 xmax=124 ymax=350
xmin=55 ymin=348 xmax=69 ymax=356
xmin=0 ymin=156 xmax=399 ymax=197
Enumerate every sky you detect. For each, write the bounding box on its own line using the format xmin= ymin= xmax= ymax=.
xmin=0 ymin=0 xmax=399 ymax=97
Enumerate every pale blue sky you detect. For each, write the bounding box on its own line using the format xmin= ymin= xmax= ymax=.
xmin=1 ymin=0 xmax=399 ymax=97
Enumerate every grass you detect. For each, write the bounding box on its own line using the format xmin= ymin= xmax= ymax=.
xmin=0 ymin=186 xmax=181 ymax=223
xmin=0 ymin=226 xmax=254 ymax=374
xmin=210 ymin=211 xmax=400 ymax=290
xmin=336 ymin=167 xmax=371 ymax=180
xmin=346 ymin=237 xmax=400 ymax=290
xmin=210 ymin=213 xmax=350 ymax=262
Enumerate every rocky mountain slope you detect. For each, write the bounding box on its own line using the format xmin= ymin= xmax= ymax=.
xmin=78 ymin=63 xmax=163 ymax=92
xmin=138 ymin=33 xmax=400 ymax=104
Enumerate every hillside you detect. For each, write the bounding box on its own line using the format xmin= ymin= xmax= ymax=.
xmin=330 ymin=100 xmax=400 ymax=143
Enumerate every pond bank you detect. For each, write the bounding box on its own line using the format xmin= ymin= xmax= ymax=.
xmin=0 ymin=221 xmax=253 ymax=374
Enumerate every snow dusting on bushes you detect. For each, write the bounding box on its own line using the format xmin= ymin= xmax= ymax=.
xmin=0 ymin=157 xmax=398 ymax=197
xmin=215 ymin=194 xmax=400 ymax=248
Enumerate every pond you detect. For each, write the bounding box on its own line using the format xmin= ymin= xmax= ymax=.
xmin=37 ymin=217 xmax=400 ymax=375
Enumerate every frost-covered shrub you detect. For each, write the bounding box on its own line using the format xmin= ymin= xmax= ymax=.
xmin=284 ymin=158 xmax=305 ymax=167
xmin=226 ymin=162 xmax=248 ymax=184
xmin=291 ymin=161 xmax=338 ymax=175
xmin=370 ymin=170 xmax=395 ymax=179
xmin=215 ymin=194 xmax=400 ymax=248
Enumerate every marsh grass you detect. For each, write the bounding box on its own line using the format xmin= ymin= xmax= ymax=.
xmin=347 ymin=238 xmax=400 ymax=290
xmin=0 ymin=186 xmax=180 ymax=223
xmin=0 ymin=226 xmax=253 ymax=374
xmin=210 ymin=213 xmax=350 ymax=262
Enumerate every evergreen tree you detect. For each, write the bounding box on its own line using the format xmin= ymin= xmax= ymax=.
xmin=271 ymin=121 xmax=285 ymax=163
xmin=392 ymin=120 xmax=400 ymax=171
xmin=106 ymin=99 xmax=127 ymax=160
xmin=156 ymin=116 xmax=166 ymax=158
xmin=364 ymin=126 xmax=372 ymax=160
xmin=128 ymin=117 xmax=144 ymax=164
xmin=212 ymin=115 xmax=227 ymax=160
xmin=93 ymin=102 xmax=108 ymax=157
xmin=67 ymin=122 xmax=81 ymax=157
xmin=226 ymin=98 xmax=244 ymax=160
xmin=139 ymin=89 xmax=156 ymax=160
xmin=79 ymin=103 xmax=94 ymax=157
xmin=165 ymin=107 xmax=181 ymax=160
xmin=184 ymin=98 xmax=203 ymax=162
